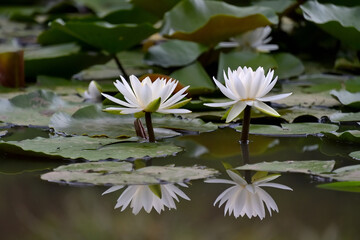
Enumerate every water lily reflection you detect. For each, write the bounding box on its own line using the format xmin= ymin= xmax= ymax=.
xmin=102 ymin=183 xmax=190 ymax=215
xmin=205 ymin=170 xmax=292 ymax=219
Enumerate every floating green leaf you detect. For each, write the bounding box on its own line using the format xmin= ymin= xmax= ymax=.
xmin=278 ymin=107 xmax=339 ymax=123
xmin=41 ymin=162 xmax=218 ymax=185
xmin=217 ymin=51 xmax=277 ymax=83
xmin=0 ymin=90 xmax=87 ymax=126
xmin=240 ymin=123 xmax=339 ymax=136
xmin=330 ymin=90 xmax=360 ymax=109
xmin=24 ymin=43 xmax=111 ymax=78
xmin=0 ymin=136 xmax=182 ymax=161
xmin=324 ymin=130 xmax=360 ymax=144
xmin=301 ymin=1 xmax=360 ymax=49
xmin=161 ymin=0 xmax=278 ymax=45
xmin=317 ymin=181 xmax=360 ymax=193
xmin=50 ymin=105 xmax=218 ymax=139
xmin=145 ymin=40 xmax=208 ymax=68
xmin=329 ymin=112 xmax=360 ymax=122
xmin=236 ymin=160 xmax=335 ymax=174
xmin=38 ymin=20 xmax=157 ymax=54
xmin=170 ymin=61 xmax=215 ymax=95
xmin=350 ymin=151 xmax=360 ymax=160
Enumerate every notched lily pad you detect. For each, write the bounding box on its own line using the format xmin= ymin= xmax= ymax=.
xmin=236 ymin=160 xmax=335 ymax=174
xmin=41 ymin=162 xmax=219 ymax=185
xmin=330 ymin=90 xmax=360 ymax=109
xmin=239 ymin=123 xmax=339 ymax=137
xmin=50 ymin=105 xmax=218 ymax=139
xmin=0 ymin=136 xmax=182 ymax=161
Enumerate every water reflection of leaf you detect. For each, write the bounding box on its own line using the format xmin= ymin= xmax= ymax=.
xmin=205 ymin=170 xmax=292 ymax=219
xmin=317 ymin=181 xmax=360 ymax=193
xmin=102 ymin=183 xmax=190 ymax=214
xmin=41 ymin=162 xmax=218 ymax=185
xmin=236 ymin=160 xmax=335 ymax=174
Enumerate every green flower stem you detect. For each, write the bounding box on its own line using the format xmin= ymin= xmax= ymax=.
xmin=145 ymin=112 xmax=155 ymax=143
xmin=240 ymin=142 xmax=251 ymax=183
xmin=113 ymin=55 xmax=129 ymax=80
xmin=240 ymin=105 xmax=251 ymax=144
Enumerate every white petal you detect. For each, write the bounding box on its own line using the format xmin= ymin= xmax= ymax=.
xmin=203 ymin=101 xmax=237 ymax=108
xmin=257 ymin=92 xmax=292 ymax=102
xmin=102 ymin=185 xmax=124 ymax=195
xmin=226 ymin=101 xmax=247 ymax=123
xmin=161 ymin=86 xmax=189 ymax=109
xmin=226 ymin=170 xmax=247 ymax=185
xmin=157 ymin=108 xmax=191 ymax=114
xmin=253 ymin=100 xmax=280 ymax=117
xmin=258 ymin=183 xmax=293 ymax=191
xmin=204 ymin=179 xmax=237 ymax=185
xmin=213 ymin=77 xmax=238 ymax=101
xmin=101 ymin=93 xmax=134 ymax=108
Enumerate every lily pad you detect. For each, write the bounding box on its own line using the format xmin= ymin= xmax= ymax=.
xmin=240 ymin=123 xmax=339 ymax=137
xmin=170 ymin=61 xmax=215 ymax=95
xmin=41 ymin=162 xmax=218 ymax=185
xmin=50 ymin=105 xmax=218 ymax=139
xmin=161 ymin=0 xmax=278 ymax=45
xmin=329 ymin=112 xmax=360 ymax=122
xmin=324 ymin=130 xmax=360 ymax=144
xmin=278 ymin=107 xmax=339 ymax=123
xmin=330 ymin=90 xmax=360 ymax=109
xmin=0 ymin=90 xmax=88 ymax=126
xmin=24 ymin=43 xmax=111 ymax=78
xmin=317 ymin=181 xmax=360 ymax=193
xmin=272 ymin=53 xmax=304 ymax=79
xmin=0 ymin=136 xmax=182 ymax=161
xmin=350 ymin=151 xmax=360 ymax=160
xmin=236 ymin=160 xmax=335 ymax=174
xmin=145 ymin=40 xmax=208 ymax=68
xmin=217 ymin=51 xmax=277 ymax=83
xmin=38 ymin=19 xmax=157 ymax=54
xmin=301 ymin=1 xmax=360 ymax=50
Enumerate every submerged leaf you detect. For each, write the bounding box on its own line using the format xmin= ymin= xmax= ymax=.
xmin=41 ymin=162 xmax=218 ymax=185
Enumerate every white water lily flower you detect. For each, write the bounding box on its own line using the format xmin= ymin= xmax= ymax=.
xmin=205 ymin=170 xmax=292 ymax=219
xmin=84 ymin=80 xmax=102 ymax=101
xmin=219 ymin=26 xmax=278 ymax=53
xmin=102 ymin=183 xmax=190 ymax=215
xmin=102 ymin=75 xmax=191 ymax=115
xmin=204 ymin=66 xmax=292 ymax=122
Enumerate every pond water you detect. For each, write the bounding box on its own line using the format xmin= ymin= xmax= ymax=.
xmin=1 ymin=127 xmax=359 ymax=240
